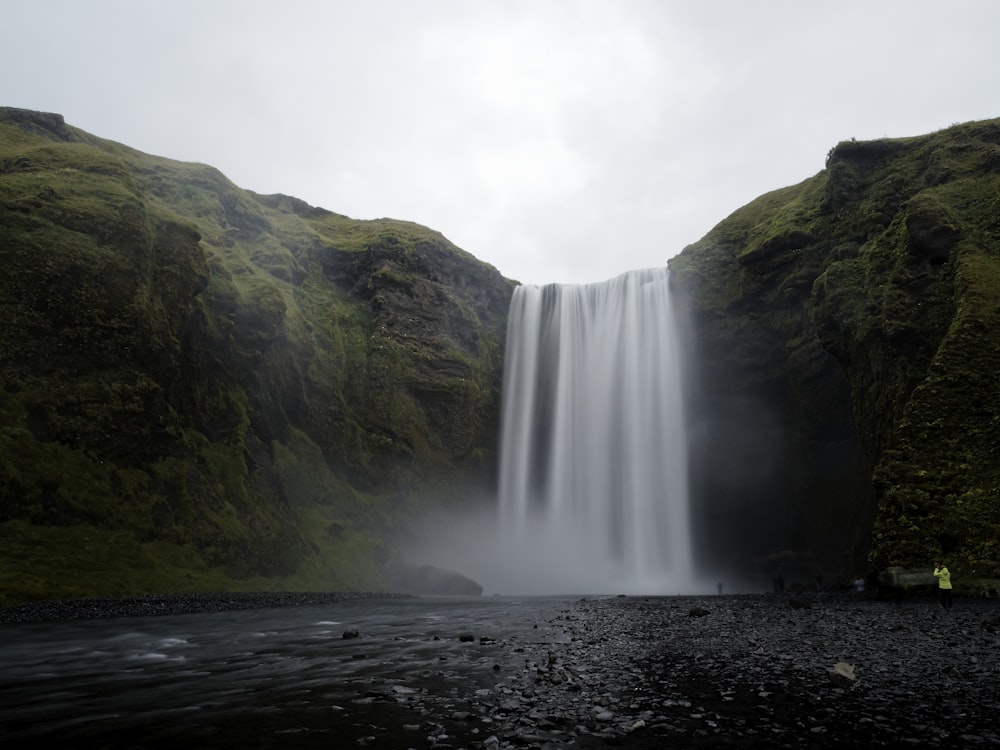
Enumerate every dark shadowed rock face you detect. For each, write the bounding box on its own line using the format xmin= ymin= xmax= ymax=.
xmin=0 ymin=107 xmax=515 ymax=603
xmin=670 ymin=118 xmax=1000 ymax=585
xmin=390 ymin=563 xmax=484 ymax=596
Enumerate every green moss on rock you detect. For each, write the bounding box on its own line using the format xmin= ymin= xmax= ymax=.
xmin=672 ymin=117 xmax=1000 ymax=583
xmin=0 ymin=107 xmax=515 ymax=605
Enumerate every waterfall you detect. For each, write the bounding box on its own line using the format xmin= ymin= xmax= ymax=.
xmin=495 ymin=268 xmax=694 ymax=594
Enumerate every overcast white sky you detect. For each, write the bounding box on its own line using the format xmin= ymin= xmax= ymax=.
xmin=4 ymin=1 xmax=999 ymax=285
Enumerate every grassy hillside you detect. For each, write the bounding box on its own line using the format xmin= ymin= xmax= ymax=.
xmin=671 ymin=118 xmax=1000 ymax=586
xmin=0 ymin=108 xmax=514 ymax=605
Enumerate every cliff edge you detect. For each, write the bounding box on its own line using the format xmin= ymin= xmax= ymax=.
xmin=671 ymin=118 xmax=1000 ymax=585
xmin=0 ymin=107 xmax=515 ymax=603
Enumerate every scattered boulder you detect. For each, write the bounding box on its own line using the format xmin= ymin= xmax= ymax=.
xmin=828 ymin=661 xmax=857 ymax=687
xmin=390 ymin=564 xmax=484 ymax=596
xmin=879 ymin=567 xmax=936 ymax=589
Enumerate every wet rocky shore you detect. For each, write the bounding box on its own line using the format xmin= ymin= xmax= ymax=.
xmin=356 ymin=592 xmax=1000 ymax=750
xmin=3 ymin=591 xmax=1000 ymax=748
xmin=498 ymin=594 xmax=1000 ymax=749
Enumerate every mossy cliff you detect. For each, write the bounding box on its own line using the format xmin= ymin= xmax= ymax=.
xmin=670 ymin=118 xmax=1000 ymax=585
xmin=0 ymin=108 xmax=515 ymax=605
xmin=5 ymin=106 xmax=998 ymax=603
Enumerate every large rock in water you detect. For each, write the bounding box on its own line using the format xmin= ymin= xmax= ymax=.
xmin=391 ymin=564 xmax=484 ymax=596
xmin=0 ymin=107 xmax=514 ymax=603
xmin=670 ymin=118 xmax=1000 ymax=584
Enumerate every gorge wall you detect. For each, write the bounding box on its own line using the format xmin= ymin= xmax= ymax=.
xmin=3 ymin=107 xmax=999 ymax=604
xmin=0 ymin=108 xmax=514 ymax=604
xmin=670 ymin=118 xmax=1000 ymax=586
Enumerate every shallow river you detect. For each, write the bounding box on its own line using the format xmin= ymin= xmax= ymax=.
xmin=0 ymin=595 xmax=581 ymax=748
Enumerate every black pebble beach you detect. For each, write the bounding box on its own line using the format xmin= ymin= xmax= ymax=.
xmin=2 ymin=591 xmax=999 ymax=748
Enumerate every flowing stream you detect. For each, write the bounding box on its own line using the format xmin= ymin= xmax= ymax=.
xmin=496 ymin=268 xmax=696 ymax=594
xmin=0 ymin=596 xmax=576 ymax=748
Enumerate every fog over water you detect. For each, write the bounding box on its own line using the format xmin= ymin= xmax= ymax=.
xmin=405 ymin=270 xmax=710 ymax=596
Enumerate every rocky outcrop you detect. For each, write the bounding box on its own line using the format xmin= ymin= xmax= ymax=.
xmin=0 ymin=107 xmax=515 ymax=604
xmin=389 ymin=563 xmax=484 ymax=596
xmin=670 ymin=118 xmax=1000 ymax=585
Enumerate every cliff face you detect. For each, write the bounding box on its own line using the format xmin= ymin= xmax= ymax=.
xmin=5 ymin=107 xmax=999 ymax=603
xmin=0 ymin=108 xmax=515 ymax=604
xmin=670 ymin=119 xmax=1000 ymax=584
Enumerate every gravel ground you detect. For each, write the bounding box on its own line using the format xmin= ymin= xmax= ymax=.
xmin=3 ymin=591 xmax=1000 ymax=748
xmin=480 ymin=593 xmax=1000 ymax=749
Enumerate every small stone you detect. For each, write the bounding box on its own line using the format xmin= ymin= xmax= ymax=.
xmin=829 ymin=661 xmax=857 ymax=687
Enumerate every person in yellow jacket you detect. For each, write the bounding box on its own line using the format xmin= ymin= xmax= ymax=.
xmin=934 ymin=562 xmax=953 ymax=609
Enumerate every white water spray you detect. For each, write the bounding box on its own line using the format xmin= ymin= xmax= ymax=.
xmin=495 ymin=268 xmax=695 ymax=594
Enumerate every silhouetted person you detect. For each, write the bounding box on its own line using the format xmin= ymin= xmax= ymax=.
xmin=717 ymin=581 xmax=723 ymax=595
xmin=934 ymin=562 xmax=953 ymax=609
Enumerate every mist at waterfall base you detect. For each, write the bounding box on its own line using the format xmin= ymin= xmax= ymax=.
xmin=401 ymin=268 xmax=714 ymax=596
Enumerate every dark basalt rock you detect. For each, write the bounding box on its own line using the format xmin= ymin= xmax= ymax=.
xmin=391 ymin=563 xmax=484 ymax=596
